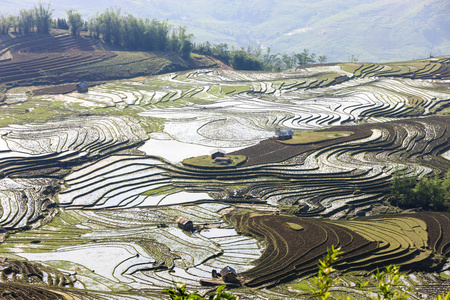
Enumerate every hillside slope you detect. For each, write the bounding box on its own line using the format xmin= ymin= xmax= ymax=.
xmin=4 ymin=0 xmax=449 ymax=63
xmin=0 ymin=32 xmax=216 ymax=87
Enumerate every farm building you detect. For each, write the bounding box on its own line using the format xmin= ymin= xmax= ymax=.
xmin=210 ymin=149 xmax=226 ymax=159
xmin=219 ymin=266 xmax=239 ymax=283
xmin=76 ymin=81 xmax=89 ymax=93
xmin=175 ymin=216 xmax=194 ymax=231
xmin=275 ymin=128 xmax=293 ymax=140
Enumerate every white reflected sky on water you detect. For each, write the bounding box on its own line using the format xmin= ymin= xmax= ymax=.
xmin=138 ymin=138 xmax=245 ymax=163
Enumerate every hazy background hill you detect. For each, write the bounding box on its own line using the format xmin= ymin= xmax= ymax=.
xmin=2 ymin=0 xmax=450 ymax=62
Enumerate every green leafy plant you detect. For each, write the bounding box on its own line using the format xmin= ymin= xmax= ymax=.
xmin=390 ymin=170 xmax=450 ymax=211
xmin=163 ymin=282 xmax=203 ymax=300
xmin=311 ymin=245 xmax=344 ymax=300
xmin=436 ymin=292 xmax=450 ymax=300
xmin=370 ymin=265 xmax=410 ymax=300
xmin=357 ymin=265 xmax=449 ymax=300
xmin=163 ymin=282 xmax=238 ymax=300
xmin=208 ymin=285 xmax=238 ymax=300
xmin=310 ymin=247 xmax=450 ymax=300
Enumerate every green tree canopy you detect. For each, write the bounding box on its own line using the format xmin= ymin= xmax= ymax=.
xmin=66 ymin=9 xmax=83 ymax=36
xmin=34 ymin=2 xmax=53 ymax=33
xmin=390 ymin=171 xmax=450 ymax=211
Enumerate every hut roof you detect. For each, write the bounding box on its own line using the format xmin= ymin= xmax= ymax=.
xmin=220 ymin=266 xmax=237 ymax=277
xmin=77 ymin=81 xmax=89 ymax=89
xmin=175 ymin=216 xmax=192 ymax=225
xmin=276 ymin=128 xmax=293 ymax=136
xmin=210 ymin=149 xmax=226 ymax=155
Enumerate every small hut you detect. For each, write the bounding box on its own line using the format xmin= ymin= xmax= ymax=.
xmin=175 ymin=216 xmax=194 ymax=231
xmin=275 ymin=128 xmax=293 ymax=140
xmin=76 ymin=81 xmax=89 ymax=93
xmin=219 ymin=266 xmax=238 ymax=283
xmin=210 ymin=149 xmax=226 ymax=160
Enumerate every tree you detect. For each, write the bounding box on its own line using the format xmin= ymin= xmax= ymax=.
xmin=177 ymin=26 xmax=193 ymax=59
xmin=390 ymin=172 xmax=417 ymax=208
xmin=98 ymin=8 xmax=113 ymax=43
xmin=318 ymin=55 xmax=327 ymax=63
xmin=56 ymin=18 xmax=69 ymax=30
xmin=295 ymin=48 xmax=316 ymax=65
xmin=413 ymin=174 xmax=448 ymax=211
xmin=0 ymin=14 xmax=13 ymax=34
xmin=350 ymin=54 xmax=359 ymax=63
xmin=109 ymin=8 xmax=122 ymax=46
xmin=88 ymin=14 xmax=101 ymax=39
xmin=169 ymin=30 xmax=181 ymax=53
xmin=66 ymin=9 xmax=83 ymax=36
xmin=211 ymin=43 xmax=229 ymax=62
xmin=281 ymin=54 xmax=294 ymax=69
xmin=18 ymin=8 xmax=34 ymax=34
xmin=390 ymin=170 xmax=450 ymax=211
xmin=121 ymin=14 xmax=143 ymax=50
xmin=34 ymin=2 xmax=53 ymax=33
xmin=229 ymin=49 xmax=262 ymax=70
xmin=10 ymin=15 xmax=17 ymax=33
xmin=261 ymin=47 xmax=280 ymax=70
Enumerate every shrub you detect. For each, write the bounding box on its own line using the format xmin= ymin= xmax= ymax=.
xmin=163 ymin=282 xmax=238 ymax=300
xmin=311 ymin=245 xmax=344 ymax=300
xmin=313 ymin=247 xmax=449 ymax=300
xmin=390 ymin=171 xmax=450 ymax=211
xmin=363 ymin=265 xmax=411 ymax=300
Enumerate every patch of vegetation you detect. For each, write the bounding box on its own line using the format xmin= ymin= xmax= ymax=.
xmin=403 ymin=96 xmax=426 ymax=116
xmin=340 ymin=57 xmax=450 ymax=80
xmin=67 ymin=51 xmax=193 ymax=82
xmin=138 ymin=117 xmax=165 ymax=133
xmin=142 ymin=185 xmax=183 ymax=196
xmin=196 ymin=45 xmax=327 ymax=71
xmin=220 ymin=85 xmax=251 ymax=95
xmin=340 ymin=63 xmax=362 ymax=74
xmin=190 ymin=53 xmax=216 ymax=68
xmin=164 ymin=282 xmax=237 ymax=300
xmin=286 ymin=222 xmax=304 ymax=230
xmin=0 ymin=99 xmax=75 ymax=126
xmin=390 ymin=170 xmax=450 ymax=211
xmin=182 ymin=155 xmax=247 ymax=168
xmin=289 ymin=280 xmax=312 ymax=292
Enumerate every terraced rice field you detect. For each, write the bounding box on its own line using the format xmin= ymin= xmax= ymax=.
xmin=0 ymin=56 xmax=449 ymax=298
xmin=227 ymin=212 xmax=450 ymax=288
xmin=0 ymin=33 xmax=116 ymax=85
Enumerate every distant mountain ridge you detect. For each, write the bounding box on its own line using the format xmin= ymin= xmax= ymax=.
xmin=2 ymin=0 xmax=449 ymax=62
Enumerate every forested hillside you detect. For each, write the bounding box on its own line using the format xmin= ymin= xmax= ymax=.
xmin=3 ymin=0 xmax=449 ymax=62
xmin=0 ymin=3 xmax=327 ymax=73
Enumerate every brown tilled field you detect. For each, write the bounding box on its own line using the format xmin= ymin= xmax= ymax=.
xmin=232 ymin=116 xmax=450 ymax=173
xmin=0 ymin=34 xmax=117 ymax=85
xmin=228 ymin=211 xmax=450 ymax=287
xmin=0 ymin=32 xmax=215 ymax=88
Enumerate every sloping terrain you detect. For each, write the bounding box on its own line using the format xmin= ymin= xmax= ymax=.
xmin=0 ymin=55 xmax=449 ymax=298
xmin=9 ymin=0 xmax=449 ymax=62
xmin=227 ymin=211 xmax=450 ymax=288
xmin=0 ymin=33 xmax=215 ymax=87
